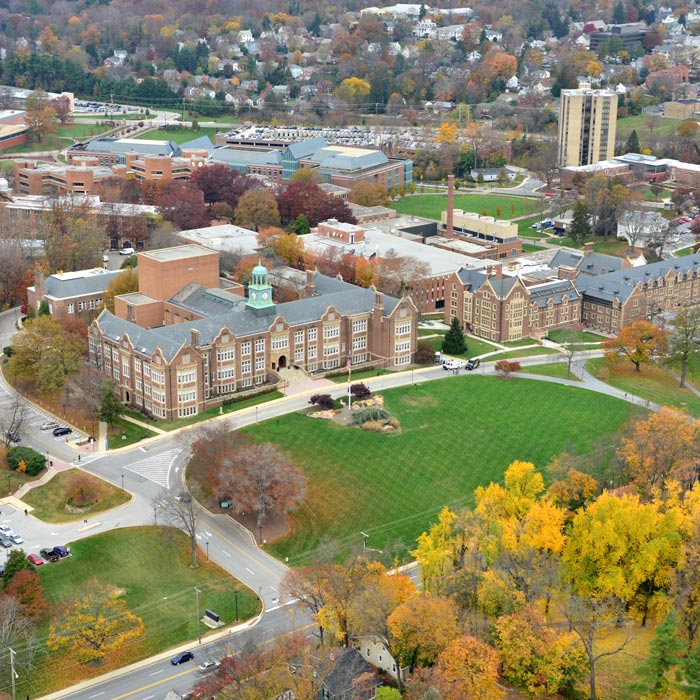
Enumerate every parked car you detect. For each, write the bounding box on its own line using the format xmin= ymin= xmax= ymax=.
xmin=27 ymin=553 xmax=44 ymax=566
xmin=103 ymin=255 xmax=109 ymax=263
xmin=0 ymin=535 xmax=12 ymax=548
xmin=0 ymin=526 xmax=13 ymax=536
xmin=40 ymin=421 xmax=59 ymax=431
xmin=171 ymin=651 xmax=195 ymax=665
xmin=53 ymin=427 xmax=72 ymax=437
xmin=6 ymin=432 xmax=20 ymax=443
xmin=52 ymin=545 xmax=69 ymax=558
xmin=198 ymin=660 xmax=221 ymax=673
xmin=40 ymin=548 xmax=60 ymax=563
xmin=465 ymin=358 xmax=481 ymax=371
xmin=9 ymin=534 xmax=23 ymax=545
xmin=119 ymin=247 xmax=135 ymax=256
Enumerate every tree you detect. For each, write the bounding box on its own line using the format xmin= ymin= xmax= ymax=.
xmin=602 ymin=320 xmax=668 ymax=372
xmin=98 ymin=380 xmax=122 ymax=425
xmin=349 ymin=181 xmax=390 ymax=207
xmin=387 ymin=593 xmax=460 ymax=668
xmin=48 ymin=578 xmax=145 ymax=664
xmin=333 ymin=77 xmax=371 ymax=105
xmin=442 ymin=317 xmax=467 ymax=355
xmin=101 ymin=268 xmax=138 ymax=313
xmin=0 ymin=393 xmax=27 ymax=449
xmin=7 ymin=447 xmax=46 ymax=476
xmin=3 ymin=549 xmax=32 ymax=586
xmin=6 ymin=569 xmax=47 ymax=619
xmin=569 ymin=199 xmax=591 ymax=244
xmin=37 ymin=299 xmax=50 ymax=316
xmin=24 ymin=90 xmax=58 ymax=143
xmin=0 ymin=597 xmax=38 ymax=690
xmin=189 ymin=164 xmax=258 ymax=211
xmin=309 ymin=394 xmax=334 ymax=410
xmin=220 ymin=443 xmax=306 ymax=539
xmin=436 ymin=122 xmax=458 ymax=146
xmin=277 ymin=181 xmax=355 ymax=227
xmin=666 ymin=305 xmax=700 ymax=388
xmin=495 ymin=360 xmax=521 ymax=377
xmin=350 ymin=383 xmax=371 ymax=400
xmin=625 ymin=128 xmax=641 ymax=154
xmin=234 ymin=188 xmax=281 ymax=230
xmin=628 ymin=610 xmax=684 ymax=697
xmin=618 ymin=407 xmax=700 ymax=494
xmin=415 ymin=341 xmax=436 ymax=365
xmin=290 ymin=213 xmax=310 ymax=236
xmin=156 ymin=181 xmax=211 ymax=231
xmin=154 ymin=490 xmax=200 ymax=568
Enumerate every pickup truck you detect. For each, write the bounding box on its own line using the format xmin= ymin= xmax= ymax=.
xmin=465 ymin=358 xmax=481 ymax=371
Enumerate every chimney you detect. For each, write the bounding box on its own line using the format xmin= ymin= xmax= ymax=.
xmin=373 ymin=287 xmax=384 ymax=311
xmin=495 ymin=264 xmax=503 ymax=279
xmin=34 ymin=269 xmax=45 ymax=298
xmin=583 ymin=241 xmax=594 ymax=254
xmin=445 ymin=174 xmax=455 ymax=239
xmin=303 ymin=269 xmax=316 ymax=298
xmin=190 ymin=328 xmax=200 ymax=348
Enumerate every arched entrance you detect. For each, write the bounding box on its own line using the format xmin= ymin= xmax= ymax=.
xmin=278 ymin=355 xmax=287 ymax=369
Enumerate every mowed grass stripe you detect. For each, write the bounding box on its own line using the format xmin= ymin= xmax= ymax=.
xmin=245 ymin=376 xmax=639 ymax=563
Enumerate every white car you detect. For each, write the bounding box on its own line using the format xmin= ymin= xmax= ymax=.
xmin=443 ymin=360 xmax=464 ymax=371
xmin=198 ymin=660 xmax=221 ymax=673
xmin=119 ymin=247 xmax=135 ymax=256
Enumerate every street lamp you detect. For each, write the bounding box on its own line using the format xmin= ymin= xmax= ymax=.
xmin=121 ymin=474 xmax=124 ymax=490
xmin=153 ymin=506 xmax=157 ymax=527
xmin=206 ymin=541 xmax=209 ymax=562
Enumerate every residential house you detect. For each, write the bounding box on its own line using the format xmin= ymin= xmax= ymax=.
xmin=321 ymin=649 xmax=380 ymax=700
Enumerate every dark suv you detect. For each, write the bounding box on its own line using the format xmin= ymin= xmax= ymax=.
xmin=40 ymin=548 xmax=60 ymax=563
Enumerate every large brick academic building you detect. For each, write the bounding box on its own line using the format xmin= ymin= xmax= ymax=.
xmin=88 ymin=245 xmax=418 ymax=420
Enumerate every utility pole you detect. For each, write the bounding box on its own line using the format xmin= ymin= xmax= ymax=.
xmin=9 ymin=647 xmax=17 ymax=700
xmin=194 ymin=587 xmax=201 ymax=644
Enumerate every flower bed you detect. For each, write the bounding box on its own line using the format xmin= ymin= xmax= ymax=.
xmin=352 ymin=395 xmax=385 ymax=409
xmin=308 ymin=410 xmax=337 ymax=420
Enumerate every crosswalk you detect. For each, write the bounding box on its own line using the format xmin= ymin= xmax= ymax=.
xmin=124 ymin=448 xmax=182 ymax=487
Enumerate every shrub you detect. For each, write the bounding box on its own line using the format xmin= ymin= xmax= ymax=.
xmin=350 ymin=383 xmax=371 ymax=400
xmin=353 ymin=407 xmax=392 ymax=425
xmin=7 ymin=447 xmax=46 ymax=476
xmin=310 ymin=394 xmax=335 ymax=410
xmin=495 ymin=360 xmax=522 ymax=377
xmin=415 ymin=340 xmax=435 ymax=364
xmin=362 ymin=417 xmax=400 ymax=432
xmin=65 ymin=473 xmax=100 ymax=508
xmin=2 ymin=346 xmax=12 ymax=357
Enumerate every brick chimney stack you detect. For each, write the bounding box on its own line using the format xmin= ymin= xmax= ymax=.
xmin=445 ymin=174 xmax=455 ymax=239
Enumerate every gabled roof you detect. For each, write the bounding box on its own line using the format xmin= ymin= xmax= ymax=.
xmin=488 ymin=275 xmax=519 ymax=299
xmin=287 ymin=137 xmax=327 ymax=159
xmin=456 ymin=267 xmax=488 ymax=291
xmin=81 ymin=137 xmax=181 ymax=157
xmin=312 ymin=146 xmax=388 ymax=172
xmin=578 ymin=251 xmax=625 ymax=276
xmin=323 ymin=648 xmax=378 ymax=699
xmin=181 ymin=135 xmax=213 ymax=150
xmin=549 ymin=249 xmax=583 ymax=270
xmin=528 ymin=279 xmax=580 ymax=307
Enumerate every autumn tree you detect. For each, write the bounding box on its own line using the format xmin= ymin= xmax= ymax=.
xmin=387 ymin=593 xmax=460 ymax=668
xmin=234 ymin=188 xmax=281 ymax=230
xmin=0 ymin=597 xmax=38 ymax=691
xmin=48 ymin=578 xmax=144 ymax=664
xmin=5 ymin=569 xmax=47 ymax=619
xmin=189 ymin=164 xmax=258 ymax=211
xmin=3 ymin=549 xmax=32 ymax=586
xmin=349 ymin=181 xmax=390 ymax=207
xmin=220 ymin=443 xmax=306 ymax=539
xmin=374 ymin=253 xmax=429 ymax=298
xmin=156 ymin=181 xmax=211 ymax=231
xmin=24 ymin=89 xmax=58 ymax=143
xmin=277 ymin=181 xmax=355 ymax=227
xmin=673 ymin=486 xmax=700 ymax=645
xmin=101 ymin=268 xmax=138 ymax=313
xmin=548 ymin=468 xmax=598 ymax=513
xmin=436 ymin=122 xmax=458 ymax=146
xmin=333 ymin=77 xmax=371 ymax=105
xmin=602 ymin=319 xmax=668 ymax=372
xmin=666 ymin=305 xmax=700 ymax=388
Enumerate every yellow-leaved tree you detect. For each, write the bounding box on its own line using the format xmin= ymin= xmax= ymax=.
xmin=48 ymin=578 xmax=145 ymax=664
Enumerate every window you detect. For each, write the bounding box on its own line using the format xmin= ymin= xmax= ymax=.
xmin=113 ymin=367 xmax=120 ymax=380
xmin=177 ymin=369 xmax=196 ymax=384
xmin=122 ymin=359 xmax=130 ymax=378
xmin=255 ymin=357 xmax=266 ymax=371
xmin=241 ymin=360 xmax=252 ymax=374
xmin=395 ymin=341 xmax=411 ymax=353
xmin=67 ymin=303 xmax=75 ymax=314
xmin=178 ymin=406 xmax=197 ymax=417
xmin=295 ymin=348 xmax=304 ymax=362
xmin=323 ymin=324 xmax=340 ymax=339
xmin=324 ymin=343 xmax=339 ymax=356
xmin=112 ymin=349 xmax=119 ymax=362
xmin=294 ymin=330 xmax=304 ymax=344
xmin=271 ymin=335 xmax=288 ymax=350
xmin=178 ymin=389 xmax=196 ymax=403
xmin=255 ymin=338 xmax=265 ymax=353
xmin=308 ymin=327 xmax=318 ymax=341
xmin=145 ymin=383 xmax=151 ymax=396
xmin=353 ymin=353 xmax=367 ymax=363
xmin=352 ymin=336 xmax=367 ymax=350
xmin=395 ymin=321 xmax=412 ymax=335
xmin=241 ymin=377 xmax=253 ymax=388
xmin=78 ymin=301 xmax=86 ymax=311
xmin=241 ymin=341 xmax=251 ymax=355
xmin=134 ymin=358 xmax=142 ymax=373
xmin=217 ymin=347 xmax=235 ymax=362
xmin=219 ymin=383 xmax=235 ymax=394
xmin=352 ymin=319 xmax=367 ymax=334
xmin=217 ymin=367 xmax=235 ymax=379
xmin=308 ymin=345 xmax=317 ymax=359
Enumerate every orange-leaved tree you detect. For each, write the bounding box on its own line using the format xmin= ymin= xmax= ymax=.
xmin=602 ymin=319 xmax=667 ymax=372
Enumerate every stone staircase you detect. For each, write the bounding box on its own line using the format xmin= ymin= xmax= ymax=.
xmin=277 ymin=366 xmax=312 ymax=388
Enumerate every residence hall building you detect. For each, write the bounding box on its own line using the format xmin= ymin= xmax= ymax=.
xmin=88 ymin=245 xmax=418 ymax=420
xmin=557 ymin=85 xmax=618 ymax=168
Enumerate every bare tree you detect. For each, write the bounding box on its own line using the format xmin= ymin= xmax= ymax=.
xmin=0 ymin=393 xmax=28 ymax=447
xmin=153 ymin=490 xmax=199 ymax=568
xmin=0 ymin=597 xmax=40 ymax=688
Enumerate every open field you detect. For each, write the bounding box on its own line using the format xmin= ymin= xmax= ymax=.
xmin=391 ymin=193 xmax=538 ymax=221
xmin=107 ymin=415 xmax=156 ymax=448
xmin=244 ymin=376 xmax=639 ymax=563
xmin=587 ymin=357 xmax=700 ymax=416
xmin=423 ymin=334 xmax=500 ymax=358
xmin=616 ymin=114 xmax=682 ymax=141
xmin=135 ymin=126 xmax=220 ymax=144
xmin=28 ymin=527 xmax=259 ymax=697
xmin=519 ymin=360 xmax=580 ymax=381
xmin=23 ymin=469 xmax=130 ymax=522
xmin=2 ymin=123 xmax=107 ymax=154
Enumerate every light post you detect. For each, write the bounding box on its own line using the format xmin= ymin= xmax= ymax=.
xmin=206 ymin=541 xmax=209 ymax=562
xmin=255 ymin=406 xmax=259 ymax=424
xmin=235 ymin=590 xmax=239 ymax=621
xmin=153 ymin=506 xmax=157 ymax=527
xmin=121 ymin=474 xmax=124 ymax=490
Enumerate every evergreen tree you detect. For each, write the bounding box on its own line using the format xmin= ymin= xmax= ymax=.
xmin=37 ymin=299 xmax=50 ymax=316
xmin=626 ymin=129 xmax=641 ymax=154
xmin=570 ymin=199 xmax=591 ymax=243
xmin=442 ymin=316 xmax=467 ymax=355
xmin=612 ymin=0 xmax=625 ymax=23
xmin=682 ymin=644 xmax=700 ymax=699
xmin=98 ymin=380 xmax=123 ymax=425
xmin=627 ymin=611 xmax=684 ymax=696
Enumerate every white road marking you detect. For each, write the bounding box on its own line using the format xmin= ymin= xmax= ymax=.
xmin=124 ymin=448 xmax=181 ymax=487
xmin=149 ymin=669 xmax=163 ymax=676
xmin=222 ymin=550 xmax=231 ymax=557
xmin=205 ymin=531 xmax=212 ymax=537
xmin=89 ymin=693 xmax=105 ymax=698
xmin=246 ymin=567 xmax=255 ymax=575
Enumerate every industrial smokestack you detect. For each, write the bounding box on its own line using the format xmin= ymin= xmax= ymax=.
xmin=446 ymin=174 xmax=455 ymax=239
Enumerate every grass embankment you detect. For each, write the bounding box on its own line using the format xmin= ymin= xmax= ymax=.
xmin=107 ymin=416 xmax=157 ymax=448
xmin=391 ymin=193 xmax=538 ymax=221
xmin=519 ymin=361 xmax=581 ymax=381
xmin=616 ymin=114 xmax=682 ymax=140
xmin=587 ymin=357 xmax=700 ymax=416
xmin=242 ymin=376 xmax=639 ymax=564
xmin=22 ymin=470 xmax=130 ymax=523
xmin=2 ymin=123 xmax=106 ymax=154
xmin=28 ymin=527 xmax=259 ymax=697
xmin=134 ymin=126 xmax=220 ymax=144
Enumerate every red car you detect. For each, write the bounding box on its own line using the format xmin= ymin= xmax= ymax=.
xmin=27 ymin=553 xmax=44 ymax=566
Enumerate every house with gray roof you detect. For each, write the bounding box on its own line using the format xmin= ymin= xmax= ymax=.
xmin=88 ymin=246 xmax=417 ymax=420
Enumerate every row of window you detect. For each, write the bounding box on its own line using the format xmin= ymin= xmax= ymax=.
xmin=67 ymin=298 xmax=102 ymax=314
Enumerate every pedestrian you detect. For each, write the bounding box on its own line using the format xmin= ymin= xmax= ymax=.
xmin=24 ymin=509 xmax=27 ymax=516
xmin=78 ymin=454 xmax=81 ymax=462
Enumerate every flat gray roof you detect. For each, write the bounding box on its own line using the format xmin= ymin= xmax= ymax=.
xmin=140 ymin=245 xmax=214 ymax=262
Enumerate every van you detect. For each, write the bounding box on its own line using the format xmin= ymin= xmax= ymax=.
xmin=120 ymin=247 xmax=135 ymax=256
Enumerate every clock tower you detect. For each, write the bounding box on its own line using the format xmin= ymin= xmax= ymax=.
xmin=246 ymin=260 xmax=275 ymax=311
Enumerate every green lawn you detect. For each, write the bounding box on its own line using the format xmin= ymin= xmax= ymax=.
xmin=519 ymin=361 xmax=581 ymax=381
xmin=107 ymin=416 xmax=157 ymax=449
xmin=587 ymin=357 xmax=700 ymax=415
xmin=391 ymin=193 xmax=538 ymax=221
xmin=638 ymin=185 xmax=672 ymax=201
xmin=547 ymin=329 xmax=607 ymax=344
xmin=487 ymin=347 xmax=559 ymax=361
xmin=616 ymin=114 xmax=682 ymax=141
xmin=135 ymin=126 xmax=220 ymax=144
xmin=518 ymin=214 xmax=551 ymax=237
xmin=23 ymin=470 xmax=130 ymax=523
xmin=522 ymin=243 xmax=547 ymax=253
xmin=2 ymin=123 xmax=107 ymax=154
xmin=424 ymin=334 xmax=501 ymax=358
xmin=674 ymin=245 xmax=698 ymax=257
xmin=328 ymin=368 xmax=395 ymax=384
xmin=244 ymin=376 xmax=638 ymax=564
xmin=28 ymin=527 xmax=259 ymax=696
